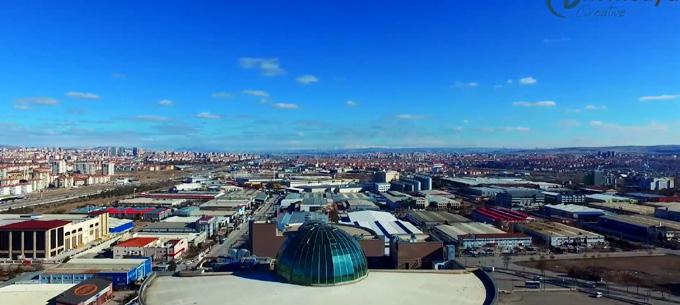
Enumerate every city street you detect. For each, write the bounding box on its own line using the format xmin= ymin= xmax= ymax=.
xmin=199 ymin=194 xmax=278 ymax=262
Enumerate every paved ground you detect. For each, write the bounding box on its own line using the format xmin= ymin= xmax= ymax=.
xmin=499 ymin=291 xmax=632 ymax=305
xmin=488 ymin=264 xmax=680 ymax=305
xmin=145 ymin=271 xmax=487 ymax=305
xmin=517 ymin=255 xmax=680 ymax=288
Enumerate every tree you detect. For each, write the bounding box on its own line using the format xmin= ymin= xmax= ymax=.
xmin=535 ymin=259 xmax=548 ymax=290
xmin=502 ymin=254 xmax=512 ymax=269
xmin=400 ymin=199 xmax=417 ymax=210
xmin=168 ymin=261 xmax=177 ymax=271
xmin=328 ymin=208 xmax=340 ymax=223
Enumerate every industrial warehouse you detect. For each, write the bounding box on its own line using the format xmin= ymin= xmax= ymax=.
xmin=432 ymin=222 xmax=531 ymax=251
xmin=39 ymin=258 xmax=152 ymax=288
xmin=514 ymin=222 xmax=605 ymax=249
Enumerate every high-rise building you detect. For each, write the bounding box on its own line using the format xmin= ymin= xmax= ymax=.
xmin=75 ymin=162 xmax=96 ymax=175
xmin=414 ymin=175 xmax=432 ymax=191
xmin=374 ymin=170 xmax=399 ymax=183
xmin=132 ymin=147 xmax=144 ymax=158
xmin=102 ymin=162 xmax=115 ymax=176
xmin=640 ymin=177 xmax=675 ymax=191
xmin=593 ymin=169 xmax=605 ymax=186
xmin=51 ymin=160 xmax=66 ymax=175
xmin=400 ymin=178 xmax=422 ymax=192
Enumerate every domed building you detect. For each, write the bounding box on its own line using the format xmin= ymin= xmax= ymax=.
xmin=275 ymin=222 xmax=368 ymax=286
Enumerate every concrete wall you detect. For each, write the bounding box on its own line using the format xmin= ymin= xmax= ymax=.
xmin=249 ymin=222 xmax=285 ymax=258
xmin=390 ymin=240 xmax=443 ymax=269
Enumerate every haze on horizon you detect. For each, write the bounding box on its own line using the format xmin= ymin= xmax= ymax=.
xmin=1 ymin=1 xmax=678 ymax=151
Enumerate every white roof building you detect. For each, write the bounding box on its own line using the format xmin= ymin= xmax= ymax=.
xmin=340 ymin=211 xmax=426 ymax=243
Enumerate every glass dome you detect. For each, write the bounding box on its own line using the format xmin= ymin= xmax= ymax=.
xmin=275 ymin=222 xmax=369 ymax=286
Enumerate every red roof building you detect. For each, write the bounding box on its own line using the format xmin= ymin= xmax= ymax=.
xmin=115 ymin=237 xmax=159 ymax=248
xmin=0 ymin=219 xmax=71 ymax=231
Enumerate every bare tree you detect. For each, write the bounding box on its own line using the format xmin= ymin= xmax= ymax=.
xmin=502 ymin=254 xmax=512 ymax=269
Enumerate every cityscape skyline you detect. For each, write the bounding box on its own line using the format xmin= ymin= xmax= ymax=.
xmin=1 ymin=1 xmax=679 ymax=150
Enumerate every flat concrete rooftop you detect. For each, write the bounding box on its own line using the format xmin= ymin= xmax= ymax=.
xmin=145 ymin=271 xmax=487 ymax=305
xmin=0 ymin=284 xmax=75 ymax=305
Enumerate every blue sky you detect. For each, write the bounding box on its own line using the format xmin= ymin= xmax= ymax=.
xmin=1 ymin=1 xmax=679 ymax=151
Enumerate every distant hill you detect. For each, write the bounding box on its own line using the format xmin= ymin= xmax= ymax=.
xmin=272 ymin=145 xmax=680 ymax=155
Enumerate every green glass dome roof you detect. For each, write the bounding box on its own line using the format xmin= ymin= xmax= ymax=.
xmin=275 ymin=222 xmax=368 ymax=286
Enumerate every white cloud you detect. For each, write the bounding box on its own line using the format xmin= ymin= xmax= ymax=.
xmin=476 ymin=126 xmax=531 ymax=133
xmin=296 ymin=75 xmax=319 ymax=85
xmin=135 ymin=115 xmax=170 ymax=122
xmin=195 ymin=112 xmax=221 ymax=119
xmin=512 ymin=100 xmax=556 ymax=107
xmin=518 ymin=76 xmax=537 ymax=85
xmin=584 ymin=104 xmax=607 ymax=111
xmin=158 ymin=99 xmax=173 ymax=106
xmin=272 ymin=103 xmax=299 ymax=109
xmin=242 ymin=89 xmax=269 ymax=98
xmin=345 ymin=100 xmax=358 ymax=107
xmin=211 ymin=92 xmax=232 ymax=99
xmin=590 ymin=120 xmax=669 ymax=133
xmin=238 ymin=57 xmax=285 ymax=76
xmin=14 ymin=97 xmax=58 ymax=109
xmin=395 ymin=114 xmax=426 ymax=120
xmin=560 ymin=119 xmax=581 ymax=128
xmin=452 ymin=81 xmax=479 ymax=88
xmin=638 ymin=94 xmax=679 ymax=102
xmin=66 ymin=91 xmax=100 ymax=100
xmin=505 ymin=126 xmax=531 ymax=132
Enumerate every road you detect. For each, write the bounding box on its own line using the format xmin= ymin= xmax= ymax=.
xmin=0 ymin=186 xmax=115 ymax=212
xmin=209 ymin=194 xmax=279 ymax=258
xmin=475 ymin=253 xmax=680 ymax=305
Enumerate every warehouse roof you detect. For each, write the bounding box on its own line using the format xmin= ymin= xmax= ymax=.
xmin=44 ymin=258 xmax=149 ymax=274
xmin=407 ymin=211 xmax=470 ymax=226
xmin=163 ymin=216 xmax=201 ymax=223
xmin=341 ymin=211 xmax=424 ymax=240
xmin=600 ymin=214 xmax=680 ymax=230
xmin=585 ymin=194 xmax=637 ymax=202
xmin=586 ymin=201 xmax=655 ymax=215
xmin=443 ymin=177 xmax=531 ymax=187
xmin=516 ymin=221 xmax=602 ymax=237
xmin=55 ymin=278 xmax=112 ymax=305
xmin=624 ymin=192 xmax=665 ymax=199
xmin=117 ymin=197 xmax=186 ymax=206
xmin=472 ymin=207 xmax=529 ymax=222
xmin=200 ymin=198 xmax=249 ymax=209
xmin=434 ymin=222 xmax=505 ymax=237
xmin=116 ymin=237 xmax=159 ymax=248
xmin=544 ymin=204 xmax=605 ymax=214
